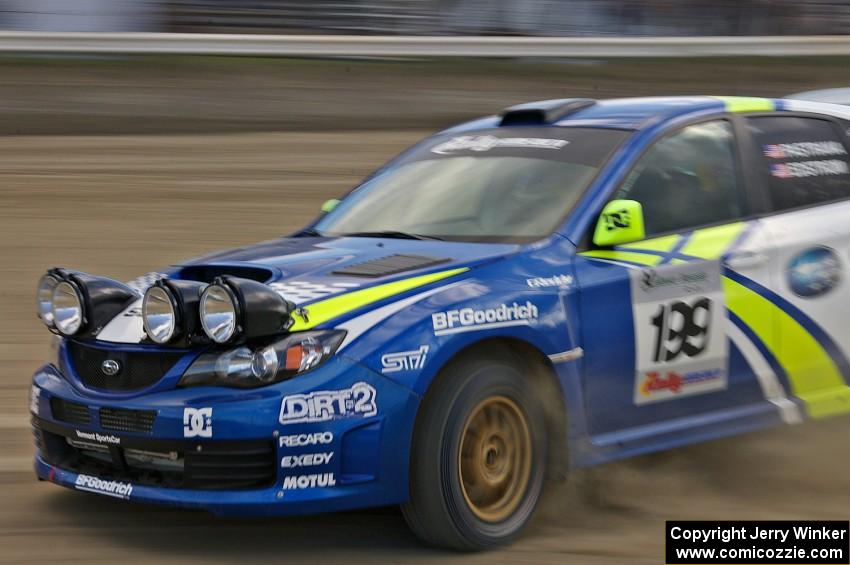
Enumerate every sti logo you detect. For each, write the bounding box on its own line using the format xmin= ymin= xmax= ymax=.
xmin=381 ymin=345 xmax=429 ymax=373
xmin=183 ymin=407 xmax=213 ymax=438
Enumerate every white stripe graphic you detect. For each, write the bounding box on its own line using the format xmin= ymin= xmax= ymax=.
xmin=337 ymin=282 xmax=464 ymax=350
xmin=434 ymin=319 xmax=530 ymax=336
xmin=724 ymin=319 xmax=803 ymax=424
xmin=75 ymin=486 xmax=131 ymax=499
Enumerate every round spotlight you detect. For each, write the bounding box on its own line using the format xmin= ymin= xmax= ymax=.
xmin=143 ymin=285 xmax=179 ymax=344
xmin=36 ymin=274 xmax=59 ymax=327
xmin=52 ymin=280 xmax=84 ymax=336
xmin=200 ymin=284 xmax=239 ymax=343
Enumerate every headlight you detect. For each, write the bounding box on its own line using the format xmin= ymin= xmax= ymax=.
xmin=143 ymin=285 xmax=178 ymax=344
xmin=199 ymin=276 xmax=295 ymax=344
xmin=52 ymin=280 xmax=85 ymax=336
xmin=36 ymin=274 xmax=59 ymax=327
xmin=179 ymin=330 xmax=345 ymax=388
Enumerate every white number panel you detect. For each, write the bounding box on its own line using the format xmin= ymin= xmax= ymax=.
xmin=629 ymin=261 xmax=728 ymax=405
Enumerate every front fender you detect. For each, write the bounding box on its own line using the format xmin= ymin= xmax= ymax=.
xmin=339 ymin=270 xmax=579 ymax=397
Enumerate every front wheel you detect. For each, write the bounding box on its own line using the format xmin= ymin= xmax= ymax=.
xmin=401 ymin=353 xmax=547 ymax=550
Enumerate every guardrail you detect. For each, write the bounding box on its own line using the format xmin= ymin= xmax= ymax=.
xmin=0 ymin=32 xmax=849 ymax=57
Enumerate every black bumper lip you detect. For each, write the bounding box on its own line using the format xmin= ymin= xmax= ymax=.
xmin=34 ymin=416 xmax=277 ymax=490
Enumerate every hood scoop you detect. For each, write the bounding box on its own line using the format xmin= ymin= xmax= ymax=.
xmin=332 ymin=254 xmax=449 ymax=278
xmin=175 ymin=264 xmax=275 ymax=284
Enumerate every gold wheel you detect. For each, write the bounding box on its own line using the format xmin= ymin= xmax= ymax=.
xmin=458 ymin=395 xmax=532 ymax=523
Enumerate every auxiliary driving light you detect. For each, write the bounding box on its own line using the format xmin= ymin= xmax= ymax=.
xmin=52 ymin=280 xmax=84 ymax=336
xmin=36 ymin=274 xmax=59 ymax=327
xmin=199 ymin=276 xmax=295 ymax=344
xmin=141 ymin=279 xmax=206 ymax=346
xmin=36 ymin=268 xmax=138 ymax=337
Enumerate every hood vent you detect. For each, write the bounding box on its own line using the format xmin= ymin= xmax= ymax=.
xmin=332 ymin=254 xmax=449 ymax=278
xmin=175 ymin=265 xmax=274 ymax=284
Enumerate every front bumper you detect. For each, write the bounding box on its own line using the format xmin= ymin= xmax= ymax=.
xmin=30 ymin=356 xmax=419 ymax=517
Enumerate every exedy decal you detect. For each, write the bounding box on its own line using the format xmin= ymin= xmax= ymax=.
xmin=281 ymin=452 xmax=334 ymax=469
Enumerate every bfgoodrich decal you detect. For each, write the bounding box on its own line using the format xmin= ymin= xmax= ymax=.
xmin=74 ymin=474 xmax=133 ymax=499
xmin=279 ymin=382 xmax=377 ymax=425
xmin=432 ymin=301 xmax=539 ymax=336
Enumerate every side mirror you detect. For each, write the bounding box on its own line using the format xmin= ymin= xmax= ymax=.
xmin=592 ymin=199 xmax=645 ymax=247
xmin=321 ymin=199 xmax=340 ymax=213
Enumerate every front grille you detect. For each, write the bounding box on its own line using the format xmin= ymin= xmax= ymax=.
xmin=67 ymin=341 xmax=184 ymax=391
xmin=50 ymin=398 xmax=91 ymax=425
xmin=39 ymin=423 xmax=276 ymax=490
xmin=99 ymin=407 xmax=157 ymax=434
xmin=184 ymin=441 xmax=277 ymax=489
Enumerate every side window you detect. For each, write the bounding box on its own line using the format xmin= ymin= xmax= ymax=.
xmin=747 ymin=116 xmax=850 ymax=211
xmin=617 ymin=121 xmax=743 ymax=237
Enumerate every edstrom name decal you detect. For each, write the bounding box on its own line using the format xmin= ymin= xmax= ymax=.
xmin=432 ymin=301 xmax=539 ymax=336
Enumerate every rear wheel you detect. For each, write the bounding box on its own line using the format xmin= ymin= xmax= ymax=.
xmin=402 ymin=353 xmax=547 ymax=550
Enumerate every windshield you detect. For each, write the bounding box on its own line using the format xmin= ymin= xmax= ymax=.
xmin=315 ymin=127 xmax=628 ymax=243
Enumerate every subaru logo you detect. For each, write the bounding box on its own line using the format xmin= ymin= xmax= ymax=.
xmin=787 ymin=246 xmax=842 ymax=298
xmin=101 ymin=359 xmax=121 ymax=376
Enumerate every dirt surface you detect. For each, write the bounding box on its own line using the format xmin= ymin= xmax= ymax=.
xmin=0 ymin=132 xmax=848 ymax=563
xmin=0 ymin=56 xmax=848 ymax=135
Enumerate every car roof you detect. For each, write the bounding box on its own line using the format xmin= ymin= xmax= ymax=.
xmin=441 ymin=96 xmax=850 ymax=135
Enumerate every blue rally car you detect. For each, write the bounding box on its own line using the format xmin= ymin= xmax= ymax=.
xmin=31 ymin=96 xmax=850 ymax=549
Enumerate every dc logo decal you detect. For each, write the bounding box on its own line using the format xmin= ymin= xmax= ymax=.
xmin=183 ymin=407 xmax=213 ymax=438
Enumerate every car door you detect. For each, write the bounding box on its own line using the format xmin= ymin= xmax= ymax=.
xmin=574 ymin=119 xmax=787 ymax=445
xmin=746 ymin=114 xmax=850 ymax=420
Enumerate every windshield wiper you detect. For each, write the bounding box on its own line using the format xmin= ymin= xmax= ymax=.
xmin=341 ymin=231 xmax=444 ymax=241
xmin=294 ymin=228 xmax=324 ymax=237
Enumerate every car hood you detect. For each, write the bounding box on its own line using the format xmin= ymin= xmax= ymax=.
xmin=100 ymin=236 xmax=518 ymax=344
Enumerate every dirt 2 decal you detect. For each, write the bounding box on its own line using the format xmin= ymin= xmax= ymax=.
xmin=630 ymin=261 xmax=728 ymax=405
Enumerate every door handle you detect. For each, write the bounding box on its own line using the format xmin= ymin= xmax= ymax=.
xmin=723 ymin=251 xmax=768 ymax=270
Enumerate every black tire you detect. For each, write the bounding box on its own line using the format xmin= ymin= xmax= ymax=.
xmin=401 ymin=351 xmax=548 ymax=550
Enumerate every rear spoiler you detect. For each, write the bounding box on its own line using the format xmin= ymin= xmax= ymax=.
xmin=785 ymin=88 xmax=850 ymax=106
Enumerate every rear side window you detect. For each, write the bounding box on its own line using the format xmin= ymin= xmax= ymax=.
xmin=747 ymin=116 xmax=850 ymax=211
